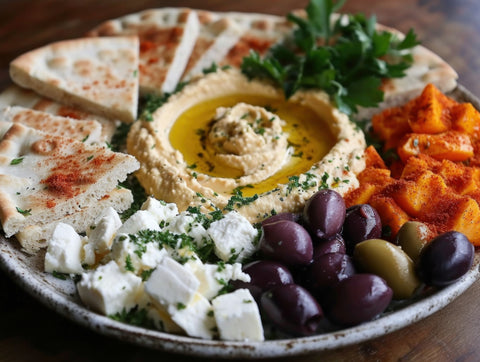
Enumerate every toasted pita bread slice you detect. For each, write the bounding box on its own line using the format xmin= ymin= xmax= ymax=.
xmin=0 ymin=121 xmax=139 ymax=238
xmin=181 ymin=15 xmax=243 ymax=80
xmin=0 ymin=85 xmax=117 ymax=142
xmin=87 ymin=8 xmax=200 ymax=94
xmin=9 ymin=36 xmax=139 ymax=123
xmin=15 ymin=188 xmax=133 ymax=254
xmin=0 ymin=106 xmax=103 ymax=144
xmin=216 ymin=11 xmax=293 ymax=68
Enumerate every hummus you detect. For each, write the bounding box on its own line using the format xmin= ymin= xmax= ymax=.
xmin=127 ymin=69 xmax=366 ymax=222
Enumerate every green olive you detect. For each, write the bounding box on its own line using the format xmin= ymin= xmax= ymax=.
xmin=353 ymin=238 xmax=421 ymax=299
xmin=396 ymin=221 xmax=430 ymax=263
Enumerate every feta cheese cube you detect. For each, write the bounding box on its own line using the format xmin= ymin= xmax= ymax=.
xmin=167 ymin=293 xmax=216 ymax=339
xmin=186 ymin=260 xmax=251 ymax=300
xmin=141 ymin=197 xmax=178 ymax=224
xmin=82 ymin=236 xmax=96 ymax=266
xmin=110 ymin=234 xmax=167 ymax=274
xmin=45 ymin=223 xmax=84 ymax=274
xmin=87 ymin=207 xmax=122 ymax=255
xmin=145 ymin=256 xmax=200 ymax=308
xmin=207 ymin=211 xmax=259 ymax=262
xmin=77 ymin=260 xmax=143 ymax=315
xmin=166 ymin=212 xmax=211 ymax=247
xmin=212 ymin=289 xmax=264 ymax=341
xmin=117 ymin=210 xmax=160 ymax=235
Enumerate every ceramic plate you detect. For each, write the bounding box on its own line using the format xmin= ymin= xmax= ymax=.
xmin=1 ymin=85 xmax=479 ymax=359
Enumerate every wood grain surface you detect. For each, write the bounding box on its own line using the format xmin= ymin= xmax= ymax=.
xmin=1 ymin=1 xmax=480 ymax=361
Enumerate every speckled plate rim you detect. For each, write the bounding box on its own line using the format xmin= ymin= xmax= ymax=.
xmin=1 ymin=85 xmax=480 ymax=359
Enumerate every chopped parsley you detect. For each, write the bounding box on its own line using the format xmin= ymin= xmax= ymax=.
xmin=10 ymin=157 xmax=24 ymax=165
xmin=240 ymin=0 xmax=418 ymax=115
xmin=109 ymin=307 xmax=156 ymax=329
xmin=16 ymin=207 xmax=32 ymax=216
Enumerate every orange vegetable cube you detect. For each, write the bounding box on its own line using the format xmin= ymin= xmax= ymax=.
xmin=369 ymin=195 xmax=410 ymax=238
xmin=393 ymin=170 xmax=448 ymax=217
xmin=397 ymin=131 xmax=474 ymax=163
xmin=438 ymin=159 xmax=477 ymax=195
xmin=372 ymin=106 xmax=411 ymax=144
xmin=408 ymin=83 xmax=455 ymax=134
xmin=364 ymin=145 xmax=387 ymax=169
xmin=434 ymin=195 xmax=480 ymax=246
xmin=451 ymin=102 xmax=480 ymax=135
xmin=344 ymin=183 xmax=377 ymax=207
xmin=357 ymin=167 xmax=392 ymax=189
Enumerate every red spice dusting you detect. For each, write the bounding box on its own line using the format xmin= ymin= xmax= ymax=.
xmin=46 ymin=200 xmax=56 ymax=208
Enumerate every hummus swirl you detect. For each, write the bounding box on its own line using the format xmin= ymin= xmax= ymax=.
xmin=206 ymin=103 xmax=289 ymax=185
xmin=127 ymin=69 xmax=366 ymax=222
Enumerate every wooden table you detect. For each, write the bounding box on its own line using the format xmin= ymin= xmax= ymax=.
xmin=1 ymin=0 xmax=480 ymax=361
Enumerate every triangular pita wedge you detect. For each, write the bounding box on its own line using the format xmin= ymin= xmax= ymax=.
xmin=0 ymin=85 xmax=117 ymax=142
xmin=15 ymin=188 xmax=133 ymax=254
xmin=87 ymin=8 xmax=200 ymax=94
xmin=0 ymin=121 xmax=139 ymax=238
xmin=181 ymin=14 xmax=243 ymax=80
xmin=216 ymin=11 xmax=294 ymax=68
xmin=9 ymin=36 xmax=139 ymax=123
xmin=0 ymin=106 xmax=103 ymax=144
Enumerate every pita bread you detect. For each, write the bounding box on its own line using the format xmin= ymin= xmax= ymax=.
xmin=15 ymin=188 xmax=133 ymax=254
xmin=87 ymin=8 xmax=200 ymax=94
xmin=0 ymin=85 xmax=117 ymax=142
xmin=9 ymin=36 xmax=139 ymax=123
xmin=0 ymin=106 xmax=103 ymax=144
xmin=0 ymin=121 xmax=139 ymax=238
xmin=181 ymin=16 xmax=243 ymax=80
xmin=216 ymin=11 xmax=293 ymax=68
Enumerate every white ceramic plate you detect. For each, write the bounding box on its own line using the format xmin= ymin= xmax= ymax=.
xmin=1 ymin=85 xmax=479 ymax=359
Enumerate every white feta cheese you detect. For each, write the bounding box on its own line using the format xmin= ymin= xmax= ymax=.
xmin=77 ymin=260 xmax=143 ymax=316
xmin=110 ymin=234 xmax=167 ymax=274
xmin=186 ymin=260 xmax=251 ymax=300
xmin=212 ymin=289 xmax=264 ymax=341
xmin=141 ymin=197 xmax=178 ymax=224
xmin=117 ymin=210 xmax=160 ymax=235
xmin=82 ymin=236 xmax=96 ymax=266
xmin=145 ymin=256 xmax=200 ymax=308
xmin=44 ymin=223 xmax=84 ymax=274
xmin=87 ymin=207 xmax=122 ymax=255
xmin=207 ymin=211 xmax=259 ymax=262
xmin=166 ymin=212 xmax=211 ymax=247
xmin=167 ymin=293 xmax=216 ymax=339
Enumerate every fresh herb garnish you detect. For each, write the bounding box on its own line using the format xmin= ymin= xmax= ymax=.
xmin=241 ymin=0 xmax=419 ymax=115
xmin=109 ymin=307 xmax=156 ymax=329
xmin=16 ymin=207 xmax=32 ymax=216
xmin=10 ymin=157 xmax=24 ymax=165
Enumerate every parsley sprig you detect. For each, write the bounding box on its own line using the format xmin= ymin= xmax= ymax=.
xmin=241 ymin=0 xmax=419 ymax=115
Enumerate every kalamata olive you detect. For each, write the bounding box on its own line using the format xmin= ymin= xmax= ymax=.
xmin=260 ymin=220 xmax=313 ymax=266
xmin=306 ymin=252 xmax=356 ymax=295
xmin=231 ymin=260 xmax=294 ymax=301
xmin=396 ymin=221 xmax=431 ymax=263
xmin=353 ymin=238 xmax=421 ymax=299
xmin=418 ymin=231 xmax=474 ymax=287
xmin=262 ymin=212 xmax=300 ymax=226
xmin=303 ymin=189 xmax=346 ymax=240
xmin=313 ymin=234 xmax=346 ymax=258
xmin=326 ymin=274 xmax=393 ymax=327
xmin=342 ymin=204 xmax=382 ymax=254
xmin=260 ymin=284 xmax=323 ymax=336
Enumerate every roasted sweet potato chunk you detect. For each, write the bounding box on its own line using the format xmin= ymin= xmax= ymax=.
xmin=397 ymin=131 xmax=474 ymax=162
xmin=392 ymin=171 xmax=448 ymax=217
xmin=451 ymin=102 xmax=480 ymax=135
xmin=408 ymin=83 xmax=455 ymax=134
xmin=369 ymin=195 xmax=410 ymax=237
